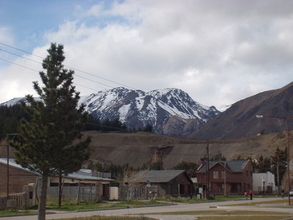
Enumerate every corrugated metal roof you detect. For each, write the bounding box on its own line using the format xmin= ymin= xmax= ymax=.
xmin=196 ymin=160 xmax=249 ymax=173
xmin=126 ymin=170 xmax=187 ymax=183
xmin=0 ymin=158 xmax=40 ymax=176
xmin=0 ymin=158 xmax=114 ymax=182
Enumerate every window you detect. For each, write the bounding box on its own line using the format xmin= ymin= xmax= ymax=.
xmin=221 ymin=171 xmax=225 ymax=179
xmin=213 ymin=171 xmax=219 ymax=179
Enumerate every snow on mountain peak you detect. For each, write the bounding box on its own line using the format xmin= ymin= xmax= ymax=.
xmin=1 ymin=87 xmax=220 ymax=137
xmin=81 ymin=87 xmax=220 ymax=136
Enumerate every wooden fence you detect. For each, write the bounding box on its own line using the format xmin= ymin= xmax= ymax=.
xmin=0 ymin=192 xmax=30 ymax=210
xmin=119 ymin=185 xmax=158 ymax=200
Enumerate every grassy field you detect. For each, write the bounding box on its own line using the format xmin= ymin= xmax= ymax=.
xmin=0 ymin=195 xmax=287 ymax=219
xmin=52 ymin=216 xmax=153 ymax=220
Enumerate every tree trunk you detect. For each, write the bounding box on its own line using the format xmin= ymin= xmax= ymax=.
xmin=58 ymin=172 xmax=62 ymax=208
xmin=38 ymin=174 xmax=48 ymax=220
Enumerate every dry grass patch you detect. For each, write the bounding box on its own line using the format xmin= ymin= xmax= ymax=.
xmin=224 ymin=199 xmax=288 ymax=206
xmin=144 ymin=210 xmax=290 ymax=216
xmin=196 ymin=216 xmax=293 ymax=220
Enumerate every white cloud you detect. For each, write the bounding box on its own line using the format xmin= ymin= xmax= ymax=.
xmin=1 ymin=0 xmax=293 ymax=109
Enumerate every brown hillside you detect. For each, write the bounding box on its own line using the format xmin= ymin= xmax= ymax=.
xmin=85 ymin=131 xmax=289 ymax=168
xmin=1 ymin=131 xmax=289 ymax=169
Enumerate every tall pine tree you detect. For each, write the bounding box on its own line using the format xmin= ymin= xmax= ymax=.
xmin=10 ymin=43 xmax=91 ymax=220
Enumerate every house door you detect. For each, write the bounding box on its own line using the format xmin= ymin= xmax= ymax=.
xmin=102 ymin=184 xmax=110 ymax=200
xmin=179 ymin=184 xmax=184 ymax=195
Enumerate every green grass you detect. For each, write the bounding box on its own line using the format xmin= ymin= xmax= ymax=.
xmin=222 ymin=198 xmax=287 ymax=206
xmin=145 ymin=210 xmax=289 ymax=215
xmin=155 ymin=194 xmax=258 ymax=203
xmin=52 ymin=216 xmax=153 ymax=220
xmin=196 ymin=216 xmax=293 ymax=220
xmin=0 ymin=210 xmax=33 ymax=215
xmin=0 ymin=195 xmax=284 ymax=217
xmin=45 ymin=198 xmax=168 ymax=211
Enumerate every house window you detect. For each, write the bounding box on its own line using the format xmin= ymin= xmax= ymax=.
xmin=221 ymin=171 xmax=225 ymax=179
xmin=213 ymin=171 xmax=219 ymax=179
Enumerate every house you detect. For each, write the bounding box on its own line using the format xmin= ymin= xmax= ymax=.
xmin=122 ymin=170 xmax=193 ymax=199
xmin=196 ymin=160 xmax=253 ymax=195
xmin=253 ymin=172 xmax=275 ymax=194
xmin=0 ymin=158 xmax=115 ymax=200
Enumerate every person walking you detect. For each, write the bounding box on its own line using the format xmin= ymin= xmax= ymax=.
xmin=249 ymin=189 xmax=254 ymax=200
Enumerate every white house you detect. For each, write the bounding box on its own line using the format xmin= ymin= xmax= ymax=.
xmin=253 ymin=172 xmax=275 ymax=194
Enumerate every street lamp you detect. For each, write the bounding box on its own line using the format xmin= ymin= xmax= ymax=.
xmin=256 ymin=114 xmax=293 ymax=205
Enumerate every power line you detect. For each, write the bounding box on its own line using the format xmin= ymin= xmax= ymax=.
xmin=0 ymin=56 xmax=104 ymax=93
xmin=0 ymin=49 xmax=114 ymax=89
xmin=0 ymin=57 xmax=39 ymax=73
xmin=0 ymin=41 xmax=137 ymax=91
xmin=0 ymin=42 xmax=43 ymax=59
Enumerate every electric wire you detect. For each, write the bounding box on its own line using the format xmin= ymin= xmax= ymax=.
xmin=0 ymin=56 xmax=106 ymax=91
xmin=0 ymin=41 xmax=137 ymax=91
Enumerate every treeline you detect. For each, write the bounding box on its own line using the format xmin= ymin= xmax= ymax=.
xmin=0 ymin=104 xmax=153 ymax=140
xmin=85 ymin=115 xmax=153 ymax=133
xmin=89 ymin=147 xmax=287 ymax=186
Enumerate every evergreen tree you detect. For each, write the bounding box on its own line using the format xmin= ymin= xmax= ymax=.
xmin=143 ymin=124 xmax=153 ymax=132
xmin=271 ymin=147 xmax=287 ymax=188
xmin=256 ymin=155 xmax=271 ymax=173
xmin=173 ymin=161 xmax=198 ymax=177
xmin=210 ymin=150 xmax=226 ymax=161
xmin=9 ymin=43 xmax=91 ymax=220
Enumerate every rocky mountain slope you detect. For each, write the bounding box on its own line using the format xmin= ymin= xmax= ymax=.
xmin=191 ymin=81 xmax=293 ymax=140
xmin=81 ymin=87 xmax=219 ymax=136
xmin=1 ymin=87 xmax=220 ymax=137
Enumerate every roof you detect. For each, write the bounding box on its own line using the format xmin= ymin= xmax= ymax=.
xmin=0 ymin=158 xmax=114 ymax=182
xmin=0 ymin=158 xmax=40 ymax=176
xmin=196 ymin=160 xmax=249 ymax=173
xmin=126 ymin=170 xmax=189 ymax=183
xmin=57 ymin=169 xmax=114 ymax=182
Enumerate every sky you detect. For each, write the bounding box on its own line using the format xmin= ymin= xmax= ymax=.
xmin=1 ymin=0 xmax=293 ymax=110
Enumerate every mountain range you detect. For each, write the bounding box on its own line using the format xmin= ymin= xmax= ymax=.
xmin=2 ymin=81 xmax=293 ymax=139
xmin=82 ymin=87 xmax=219 ymax=136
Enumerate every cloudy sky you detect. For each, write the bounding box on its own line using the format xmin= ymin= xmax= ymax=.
xmin=1 ymin=0 xmax=293 ymax=110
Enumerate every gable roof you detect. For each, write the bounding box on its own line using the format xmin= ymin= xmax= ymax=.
xmin=126 ymin=170 xmax=191 ymax=183
xmin=196 ymin=160 xmax=249 ymax=173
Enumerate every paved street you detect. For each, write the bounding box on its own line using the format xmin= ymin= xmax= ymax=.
xmin=0 ymin=197 xmax=292 ymax=220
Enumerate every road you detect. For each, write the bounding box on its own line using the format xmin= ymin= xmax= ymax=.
xmin=0 ymin=197 xmax=292 ymax=220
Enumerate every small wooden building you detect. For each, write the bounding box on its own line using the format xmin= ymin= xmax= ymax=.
xmin=123 ymin=170 xmax=193 ymax=199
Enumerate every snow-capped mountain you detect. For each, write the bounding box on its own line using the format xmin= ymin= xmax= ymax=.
xmin=0 ymin=87 xmax=220 ymax=137
xmin=82 ymin=87 xmax=220 ymax=136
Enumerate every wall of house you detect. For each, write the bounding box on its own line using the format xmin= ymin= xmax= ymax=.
xmin=253 ymin=172 xmax=275 ymax=193
xmin=47 ymin=182 xmax=112 ymax=201
xmin=0 ymin=163 xmax=38 ymax=194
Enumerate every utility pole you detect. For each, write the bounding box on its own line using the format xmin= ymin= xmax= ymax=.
xmin=277 ymin=153 xmax=280 ymax=196
xmin=224 ymin=162 xmax=227 ymax=196
xmin=206 ymin=143 xmax=210 ymax=199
